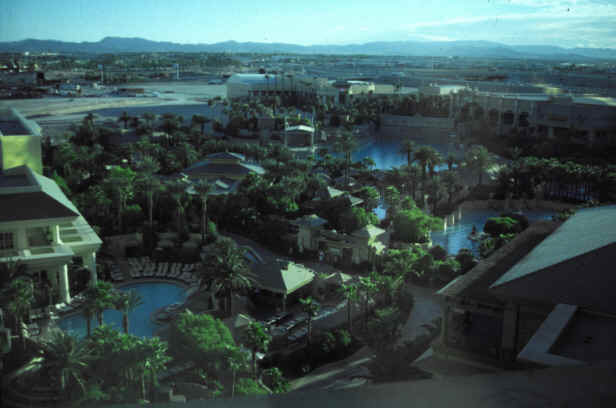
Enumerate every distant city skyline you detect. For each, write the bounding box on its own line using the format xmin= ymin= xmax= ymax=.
xmin=1 ymin=0 xmax=615 ymax=49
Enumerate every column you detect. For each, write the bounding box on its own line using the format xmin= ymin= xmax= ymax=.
xmin=51 ymin=225 xmax=62 ymax=244
xmin=501 ymin=302 xmax=519 ymax=364
xmin=58 ymin=264 xmax=71 ymax=304
xmin=15 ymin=229 xmax=28 ymax=250
xmin=441 ymin=305 xmax=450 ymax=346
xmin=83 ymin=251 xmax=97 ymax=287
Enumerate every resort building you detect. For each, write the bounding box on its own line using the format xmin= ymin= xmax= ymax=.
xmin=0 ymin=165 xmax=102 ymax=304
xmin=226 ymin=73 xmax=378 ymax=105
xmin=182 ymin=152 xmax=265 ymax=182
xmin=436 ymin=205 xmax=616 ymax=368
xmin=0 ymin=109 xmax=102 ymax=304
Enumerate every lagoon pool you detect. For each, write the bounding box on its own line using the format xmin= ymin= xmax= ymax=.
xmin=431 ymin=209 xmax=556 ymax=256
xmin=58 ymin=282 xmax=187 ymax=338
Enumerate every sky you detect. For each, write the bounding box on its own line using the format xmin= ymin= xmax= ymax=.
xmin=1 ymin=0 xmax=615 ymax=48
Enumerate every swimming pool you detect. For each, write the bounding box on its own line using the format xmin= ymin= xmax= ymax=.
xmin=58 ymin=282 xmax=187 ymax=338
xmin=431 ymin=209 xmax=555 ymax=256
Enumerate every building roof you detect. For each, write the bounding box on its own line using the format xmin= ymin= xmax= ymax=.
xmin=437 ymin=220 xmax=558 ymax=305
xmin=251 ymin=259 xmax=315 ymax=295
xmin=227 ymin=74 xmax=279 ymax=85
xmin=286 ymin=125 xmax=314 ymax=133
xmin=206 ymin=151 xmax=245 ymax=161
xmin=184 ymin=161 xmax=265 ymax=177
xmin=292 ymin=214 xmax=327 ymax=228
xmin=351 ymin=224 xmax=386 ymax=239
xmin=0 ymin=165 xmax=79 ymax=223
xmin=491 ymin=206 xmax=616 ymax=289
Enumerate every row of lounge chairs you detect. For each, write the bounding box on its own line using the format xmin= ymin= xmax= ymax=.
xmin=29 ymin=293 xmax=88 ymax=321
xmin=123 ymin=257 xmax=201 ymax=286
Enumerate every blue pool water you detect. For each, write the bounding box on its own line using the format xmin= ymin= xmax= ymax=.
xmin=58 ymin=282 xmax=187 ymax=338
xmin=431 ymin=209 xmax=555 ymax=256
xmin=351 ymin=139 xmax=463 ymax=170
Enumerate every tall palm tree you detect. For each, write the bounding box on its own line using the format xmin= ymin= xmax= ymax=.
xmin=41 ymin=330 xmax=92 ymax=394
xmin=299 ymin=297 xmax=320 ymax=345
xmin=339 ymin=282 xmax=359 ymax=334
xmin=83 ymin=281 xmax=115 ymax=327
xmin=166 ymin=179 xmax=189 ymax=239
xmin=333 ymin=130 xmax=358 ymax=186
xmin=113 ymin=290 xmax=143 ymax=334
xmin=399 ymin=139 xmax=417 ymax=167
xmin=2 ymin=276 xmax=34 ymax=348
xmin=141 ymin=112 xmax=156 ymax=129
xmin=193 ymin=178 xmax=212 ymax=244
xmin=199 ymin=237 xmax=253 ymax=316
xmin=118 ymin=111 xmax=131 ymax=129
xmin=442 ymin=170 xmax=460 ymax=208
xmin=191 ymin=114 xmax=208 ymax=136
xmin=465 ymin=145 xmax=493 ymax=186
xmin=104 ymin=166 xmax=136 ymax=234
xmin=243 ymin=322 xmax=271 ymax=379
xmin=135 ymin=155 xmax=161 ymax=228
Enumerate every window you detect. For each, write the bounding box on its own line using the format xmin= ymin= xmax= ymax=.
xmin=0 ymin=232 xmax=14 ymax=250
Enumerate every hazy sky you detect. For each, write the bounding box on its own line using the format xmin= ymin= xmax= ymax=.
xmin=1 ymin=0 xmax=615 ymax=48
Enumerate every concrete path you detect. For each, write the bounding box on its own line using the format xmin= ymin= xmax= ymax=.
xmin=398 ymin=283 xmax=445 ymax=344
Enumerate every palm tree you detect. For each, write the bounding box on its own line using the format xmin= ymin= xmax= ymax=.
xmin=333 ymin=130 xmax=358 ymax=186
xmin=166 ymin=179 xmax=189 ymax=239
xmin=113 ymin=290 xmax=143 ymax=334
xmin=339 ymin=282 xmax=359 ymax=334
xmin=193 ymin=178 xmax=212 ymax=244
xmin=83 ymin=281 xmax=115 ymax=327
xmin=191 ymin=114 xmax=208 ymax=136
xmin=399 ymin=139 xmax=416 ymax=167
xmin=299 ymin=297 xmax=320 ymax=345
xmin=41 ymin=330 xmax=91 ymax=394
xmin=2 ymin=276 xmax=34 ymax=348
xmin=118 ymin=111 xmax=131 ymax=129
xmin=465 ymin=145 xmax=493 ymax=186
xmin=104 ymin=166 xmax=136 ymax=234
xmin=141 ymin=112 xmax=156 ymax=129
xmin=442 ymin=170 xmax=460 ymax=208
xmin=135 ymin=155 xmax=161 ymax=228
xmin=446 ymin=154 xmax=457 ymax=171
xmin=243 ymin=322 xmax=271 ymax=379
xmin=199 ymin=237 xmax=253 ymax=315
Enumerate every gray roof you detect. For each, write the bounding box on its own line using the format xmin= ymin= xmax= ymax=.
xmin=184 ymin=161 xmax=265 ymax=177
xmin=491 ymin=206 xmax=616 ymax=288
xmin=206 ymin=151 xmax=245 ymax=161
xmin=292 ymin=214 xmax=327 ymax=228
xmin=0 ymin=166 xmax=79 ymax=222
xmin=251 ymin=259 xmax=315 ymax=295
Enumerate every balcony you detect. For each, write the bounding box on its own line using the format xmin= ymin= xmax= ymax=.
xmin=0 ymin=244 xmax=74 ymax=264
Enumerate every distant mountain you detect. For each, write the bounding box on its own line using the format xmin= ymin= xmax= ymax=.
xmin=1 ymin=36 xmax=615 ymax=60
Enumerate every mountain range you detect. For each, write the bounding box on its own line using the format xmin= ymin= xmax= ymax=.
xmin=1 ymin=37 xmax=615 ymax=60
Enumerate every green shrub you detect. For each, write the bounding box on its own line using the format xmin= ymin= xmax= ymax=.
xmin=429 ymin=245 xmax=447 ymax=261
xmin=234 ymin=378 xmax=268 ymax=396
xmin=483 ymin=217 xmax=521 ymax=236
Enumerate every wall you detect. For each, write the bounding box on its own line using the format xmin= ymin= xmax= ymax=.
xmin=380 ymin=114 xmax=454 ymax=142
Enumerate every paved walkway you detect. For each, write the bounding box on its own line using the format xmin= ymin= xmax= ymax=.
xmin=398 ymin=283 xmax=445 ymax=344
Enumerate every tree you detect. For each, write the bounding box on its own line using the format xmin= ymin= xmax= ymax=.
xmin=166 ymin=178 xmax=190 ymax=239
xmin=191 ymin=114 xmax=208 ymax=136
xmin=169 ymin=310 xmax=235 ymax=365
xmin=2 ymin=276 xmax=34 ymax=347
xmin=414 ymin=146 xmax=440 ymax=181
xmin=299 ymin=297 xmax=320 ymax=345
xmin=424 ymin=175 xmax=446 ymax=214
xmin=104 ymin=166 xmax=136 ymax=234
xmin=392 ymin=207 xmax=442 ymax=243
xmin=135 ymin=155 xmax=161 ymax=228
xmin=242 ymin=322 xmax=271 ymax=379
xmin=193 ymin=178 xmax=213 ymax=244
xmin=465 ymin=145 xmax=493 ymax=186
xmin=199 ymin=238 xmax=253 ymax=316
xmin=442 ymin=170 xmax=460 ymax=208
xmin=118 ymin=111 xmax=131 ymax=130
xmin=399 ymin=139 xmax=416 ymax=167
xmin=83 ymin=281 xmax=115 ymax=327
xmin=41 ymin=330 xmax=92 ymax=395
xmin=333 ymin=130 xmax=358 ymax=186
xmin=113 ymin=290 xmax=143 ymax=334
xmin=339 ymin=282 xmax=359 ymax=334
xmin=366 ymin=307 xmax=403 ymax=351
